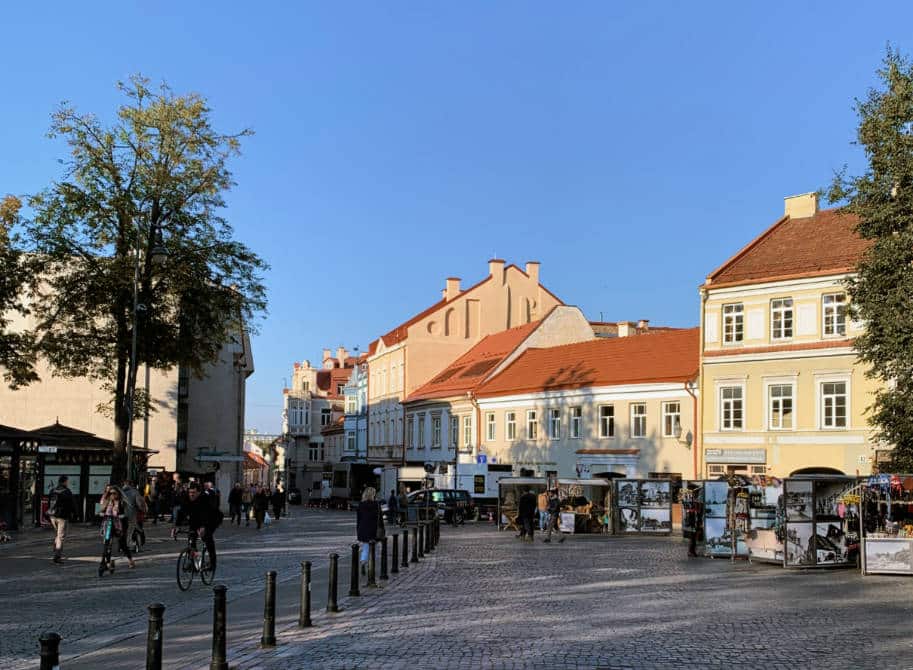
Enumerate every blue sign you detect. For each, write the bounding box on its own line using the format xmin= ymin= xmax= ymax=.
xmin=476 ymin=455 xmax=487 ymax=464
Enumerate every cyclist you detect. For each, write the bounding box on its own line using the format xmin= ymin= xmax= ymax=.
xmin=171 ymin=482 xmax=221 ymax=570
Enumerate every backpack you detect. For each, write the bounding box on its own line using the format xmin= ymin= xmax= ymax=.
xmin=46 ymin=490 xmax=59 ymax=518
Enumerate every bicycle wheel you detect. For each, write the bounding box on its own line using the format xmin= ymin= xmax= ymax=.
xmin=176 ymin=548 xmax=195 ymax=591
xmin=200 ymin=545 xmax=215 ymax=585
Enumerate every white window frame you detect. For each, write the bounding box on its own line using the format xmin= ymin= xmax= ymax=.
xmin=346 ymin=431 xmax=356 ymax=452
xmin=822 ymin=293 xmax=847 ymax=337
xmin=570 ymin=406 xmax=582 ymax=439
xmin=767 ymin=383 xmax=795 ymax=431
xmin=819 ymin=379 xmax=849 ymax=430
xmin=485 ymin=412 xmax=496 ymax=441
xmin=548 ymin=408 xmax=561 ymax=440
xmin=463 ymin=415 xmax=472 ymax=450
xmin=417 ymin=413 xmax=426 ymax=448
xmin=450 ymin=416 xmax=459 ymax=449
xmin=431 ymin=416 xmax=441 ymax=449
xmin=320 ymin=408 xmax=331 ymax=426
xmin=720 ymin=385 xmax=744 ymax=431
xmin=598 ymin=405 xmax=614 ymax=439
xmin=662 ymin=402 xmax=681 ymax=438
xmin=345 ymin=396 xmax=356 ymax=415
xmin=406 ymin=415 xmax=414 ymax=448
xmin=722 ymin=303 xmax=744 ymax=344
xmin=630 ymin=403 xmax=647 ymax=439
xmin=770 ymin=297 xmax=794 ymax=340
xmin=505 ymin=411 xmax=517 ymax=441
xmin=526 ymin=410 xmax=538 ymax=440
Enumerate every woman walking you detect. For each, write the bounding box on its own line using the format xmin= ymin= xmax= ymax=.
xmin=356 ymin=487 xmax=384 ymax=575
xmin=98 ymin=485 xmax=135 ymax=575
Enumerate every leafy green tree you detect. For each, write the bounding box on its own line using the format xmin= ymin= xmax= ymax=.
xmin=0 ymin=194 xmax=38 ymax=389
xmin=24 ymin=76 xmax=267 ymax=482
xmin=829 ymin=48 xmax=913 ymax=471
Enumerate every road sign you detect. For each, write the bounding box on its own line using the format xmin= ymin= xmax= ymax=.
xmin=476 ymin=455 xmax=487 ymax=464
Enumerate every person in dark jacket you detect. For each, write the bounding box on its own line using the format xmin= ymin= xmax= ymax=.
xmin=228 ymin=483 xmax=243 ymax=525
xmin=172 ymin=483 xmax=221 ymax=570
xmin=48 ymin=475 xmax=76 ymax=564
xmin=543 ymin=489 xmax=565 ymax=543
xmin=387 ymin=489 xmax=400 ymax=525
xmin=517 ymin=488 xmax=538 ymax=543
xmin=252 ymin=486 xmax=270 ymax=529
xmin=271 ymin=487 xmax=283 ymax=520
xmin=356 ymin=487 xmax=383 ymax=574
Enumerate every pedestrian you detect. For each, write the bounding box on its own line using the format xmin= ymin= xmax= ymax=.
xmin=228 ymin=482 xmax=243 ymax=525
xmin=537 ymin=489 xmax=550 ymax=532
xmin=121 ymin=479 xmax=147 ymax=551
xmin=171 ymin=474 xmax=185 ymax=524
xmin=271 ymin=486 xmax=283 ymax=520
xmin=356 ymin=487 xmax=383 ymax=575
xmin=543 ymin=488 xmax=565 ymax=543
xmin=517 ymin=488 xmax=537 ymax=542
xmin=47 ymin=475 xmax=75 ymax=564
xmin=398 ymin=487 xmax=410 ymax=525
xmin=98 ymin=485 xmax=135 ymax=573
xmin=252 ymin=485 xmax=269 ymax=530
xmin=387 ymin=489 xmax=400 ymax=525
xmin=204 ymin=480 xmax=221 ymax=511
xmin=241 ymin=484 xmax=252 ymax=526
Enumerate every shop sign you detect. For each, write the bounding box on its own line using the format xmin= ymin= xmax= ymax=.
xmin=704 ymin=448 xmax=766 ymax=464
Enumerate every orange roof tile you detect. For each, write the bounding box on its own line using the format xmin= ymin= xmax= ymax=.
xmin=705 ymin=208 xmax=870 ymax=288
xmin=475 ymin=328 xmax=700 ymax=398
xmin=405 ymin=320 xmax=543 ymax=402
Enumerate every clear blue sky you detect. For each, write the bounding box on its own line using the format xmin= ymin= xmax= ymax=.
xmin=1 ymin=3 xmax=908 ymax=434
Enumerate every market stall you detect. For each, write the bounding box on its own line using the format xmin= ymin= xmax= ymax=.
xmin=497 ymin=477 xmax=546 ymax=531
xmin=861 ymin=474 xmax=913 ymax=576
xmin=614 ymin=478 xmax=674 ymax=534
xmin=782 ymin=475 xmax=858 ymax=568
xmin=555 ymin=478 xmax=611 ymax=534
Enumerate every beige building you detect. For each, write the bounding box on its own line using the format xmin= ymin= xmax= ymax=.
xmin=700 ymin=193 xmax=879 ymax=478
xmin=366 ymin=259 xmax=564 ymax=464
xmin=474 ymin=328 xmax=700 ymax=479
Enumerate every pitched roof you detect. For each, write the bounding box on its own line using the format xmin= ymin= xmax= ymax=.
xmin=475 ymin=328 xmax=700 ymax=398
xmin=317 ymin=367 xmax=354 ymax=397
xmin=705 ymin=208 xmax=871 ymax=288
xmin=405 ymin=320 xmax=543 ymax=402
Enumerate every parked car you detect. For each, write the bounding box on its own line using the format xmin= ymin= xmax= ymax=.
xmin=287 ymin=488 xmax=302 ymax=505
xmin=407 ymin=488 xmax=475 ymax=525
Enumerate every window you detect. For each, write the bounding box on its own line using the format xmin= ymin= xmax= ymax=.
xmin=662 ymin=402 xmax=681 ymax=437
xmin=526 ymin=410 xmax=538 ymax=440
xmin=570 ymin=407 xmax=582 ymax=439
xmin=320 ymin=408 xmax=331 ymax=426
xmin=337 ymin=384 xmax=346 ymax=395
xmin=723 ymin=303 xmax=744 ymax=344
xmin=463 ymin=415 xmax=472 ymax=449
xmin=823 ymin=293 xmax=847 ymax=336
xmin=720 ymin=386 xmax=743 ymax=430
xmin=346 ymin=431 xmax=356 ymax=452
xmin=599 ymin=405 xmax=614 ymax=438
xmin=345 ymin=396 xmax=356 ymax=414
xmin=450 ymin=416 xmax=459 ymax=448
xmin=485 ymin=412 xmax=496 ymax=441
xmin=770 ymin=298 xmax=794 ymax=340
xmin=406 ymin=415 xmax=414 ymax=448
xmin=768 ymin=384 xmax=793 ymax=430
xmin=548 ymin=408 xmax=561 ymax=439
xmin=631 ymin=403 xmax=646 ymax=438
xmin=431 ymin=416 xmax=441 ymax=448
xmin=417 ymin=414 xmax=426 ymax=448
xmin=506 ymin=412 xmax=517 ymax=441
xmin=821 ymin=382 xmax=847 ymax=428
xmin=302 ymin=380 xmax=310 ymax=392
xmin=308 ymin=443 xmax=318 ymax=461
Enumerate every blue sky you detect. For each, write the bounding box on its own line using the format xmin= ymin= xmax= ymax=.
xmin=1 ymin=3 xmax=908 ymax=433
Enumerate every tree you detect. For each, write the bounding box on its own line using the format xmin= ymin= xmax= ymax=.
xmin=0 ymin=195 xmax=38 ymax=389
xmin=24 ymin=76 xmax=268 ymax=483
xmin=829 ymin=48 xmax=913 ymax=471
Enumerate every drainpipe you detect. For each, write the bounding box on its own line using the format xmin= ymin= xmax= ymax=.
xmin=401 ymin=356 xmax=407 ymax=468
xmin=468 ymin=391 xmax=482 ymax=491
xmin=684 ymin=378 xmax=699 ymax=480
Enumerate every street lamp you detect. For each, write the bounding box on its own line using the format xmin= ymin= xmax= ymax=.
xmin=126 ymin=219 xmax=167 ymax=483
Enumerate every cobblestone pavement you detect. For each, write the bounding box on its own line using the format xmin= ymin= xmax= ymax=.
xmin=207 ymin=524 xmax=913 ymax=670
xmin=0 ymin=509 xmax=359 ymax=669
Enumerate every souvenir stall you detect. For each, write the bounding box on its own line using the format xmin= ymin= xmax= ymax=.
xmin=861 ymin=474 xmax=913 ymax=576
xmin=497 ymin=477 xmax=546 ymax=531
xmin=742 ymin=480 xmax=783 ymax=563
xmin=555 ymin=478 xmax=612 ymax=534
xmin=782 ymin=475 xmax=858 ymax=568
xmin=614 ymin=478 xmax=674 ymax=534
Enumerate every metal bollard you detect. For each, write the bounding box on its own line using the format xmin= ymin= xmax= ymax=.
xmin=435 ymin=517 xmax=440 ymax=546
xmin=39 ymin=633 xmax=61 ymax=670
xmin=367 ymin=540 xmax=377 ymax=587
xmin=349 ymin=543 xmax=361 ymax=597
xmin=146 ymin=603 xmax=165 ymax=670
xmin=380 ymin=536 xmax=389 ymax=580
xmin=426 ymin=519 xmax=433 ymax=553
xmin=260 ymin=570 xmax=277 ymax=647
xmin=411 ymin=526 xmax=419 ymax=563
xmin=327 ymin=553 xmax=339 ymax=613
xmin=391 ymin=533 xmax=399 ymax=574
xmin=210 ymin=585 xmax=228 ymax=670
xmin=299 ymin=561 xmax=312 ymax=628
xmin=402 ymin=529 xmax=410 ymax=568
xmin=418 ymin=523 xmax=425 ymax=558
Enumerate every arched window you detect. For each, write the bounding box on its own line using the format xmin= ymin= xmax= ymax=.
xmin=444 ymin=308 xmax=455 ymax=336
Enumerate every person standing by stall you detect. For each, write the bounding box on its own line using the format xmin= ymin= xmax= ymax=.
xmin=537 ymin=489 xmax=550 ymax=532
xmin=543 ymin=489 xmax=565 ymax=543
xmin=518 ymin=488 xmax=537 ymax=542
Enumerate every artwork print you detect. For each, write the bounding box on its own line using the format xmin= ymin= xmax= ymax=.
xmin=785 ymin=523 xmax=815 ymax=566
xmin=615 ymin=481 xmax=638 ymax=507
xmin=640 ymin=508 xmax=671 ymax=532
xmin=785 ymin=480 xmax=813 ymax=521
xmin=618 ymin=507 xmax=640 ymax=532
xmin=640 ymin=481 xmax=671 ymax=508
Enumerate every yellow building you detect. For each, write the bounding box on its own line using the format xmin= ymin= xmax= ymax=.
xmin=699 ymin=193 xmax=878 ymax=478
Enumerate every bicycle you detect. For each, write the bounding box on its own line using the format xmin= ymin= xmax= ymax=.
xmin=174 ymin=529 xmax=215 ymax=591
xmin=98 ymin=516 xmax=116 ymax=577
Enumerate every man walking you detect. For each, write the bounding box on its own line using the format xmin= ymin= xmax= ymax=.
xmin=543 ymin=489 xmax=565 ymax=543
xmin=228 ymin=482 xmax=243 ymax=525
xmin=48 ymin=475 xmax=75 ymax=564
xmin=387 ymin=489 xmax=400 ymax=525
xmin=537 ymin=489 xmax=550 ymax=532
xmin=121 ymin=480 xmax=147 ymax=551
xmin=517 ymin=488 xmax=537 ymax=542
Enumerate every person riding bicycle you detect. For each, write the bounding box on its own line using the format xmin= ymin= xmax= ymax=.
xmin=171 ymin=482 xmax=221 ymax=570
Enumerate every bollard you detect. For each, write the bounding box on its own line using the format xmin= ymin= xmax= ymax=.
xmin=299 ymin=561 xmax=312 ymax=628
xmin=349 ymin=543 xmax=361 ymax=597
xmin=435 ymin=517 xmax=440 ymax=546
xmin=418 ymin=523 xmax=425 ymax=558
xmin=381 ymin=536 xmax=389 ymax=580
xmin=426 ymin=519 xmax=433 ymax=553
xmin=327 ymin=553 xmax=339 ymax=613
xmin=210 ymin=585 xmax=228 ymax=670
xmin=39 ymin=633 xmax=60 ymax=670
xmin=260 ymin=570 xmax=277 ymax=648
xmin=146 ymin=603 xmax=165 ymax=670
xmin=367 ymin=540 xmax=377 ymax=587
xmin=391 ymin=533 xmax=399 ymax=574
xmin=411 ymin=526 xmax=419 ymax=563
xmin=402 ymin=528 xmax=410 ymax=568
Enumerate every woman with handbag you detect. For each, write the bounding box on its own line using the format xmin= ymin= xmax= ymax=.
xmin=356 ymin=487 xmax=384 ymax=575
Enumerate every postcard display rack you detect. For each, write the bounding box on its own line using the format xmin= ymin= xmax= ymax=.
xmin=861 ymin=474 xmax=913 ymax=576
xmin=783 ymin=476 xmax=858 ymax=568
xmin=614 ymin=479 xmax=673 ymax=534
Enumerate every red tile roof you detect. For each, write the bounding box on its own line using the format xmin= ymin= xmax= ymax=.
xmin=705 ymin=208 xmax=871 ymax=288
xmin=475 ymin=328 xmax=700 ymax=398
xmin=317 ymin=367 xmax=354 ymax=398
xmin=405 ymin=320 xmax=543 ymax=402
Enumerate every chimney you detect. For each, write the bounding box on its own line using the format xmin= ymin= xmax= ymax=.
xmin=637 ymin=319 xmax=649 ymax=331
xmin=322 ymin=348 xmax=331 ymax=363
xmin=488 ymin=258 xmax=505 ymax=284
xmin=445 ymin=277 xmax=461 ymax=301
xmin=784 ymin=192 xmax=818 ymax=219
xmin=336 ymin=346 xmax=347 ymax=365
xmin=617 ymin=321 xmax=636 ymax=337
xmin=525 ymin=261 xmax=540 ymax=285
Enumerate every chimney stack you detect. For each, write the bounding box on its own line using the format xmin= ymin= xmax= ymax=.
xmin=637 ymin=319 xmax=649 ymax=331
xmin=322 ymin=348 xmax=331 ymax=363
xmin=617 ymin=321 xmax=636 ymax=337
xmin=336 ymin=346 xmax=347 ymax=365
xmin=784 ymin=192 xmax=818 ymax=219
xmin=488 ymin=258 xmax=506 ymax=284
xmin=445 ymin=277 xmax=461 ymax=301
xmin=525 ymin=261 xmax=540 ymax=285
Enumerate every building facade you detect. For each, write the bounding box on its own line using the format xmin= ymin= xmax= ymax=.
xmin=342 ymin=360 xmax=368 ymax=463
